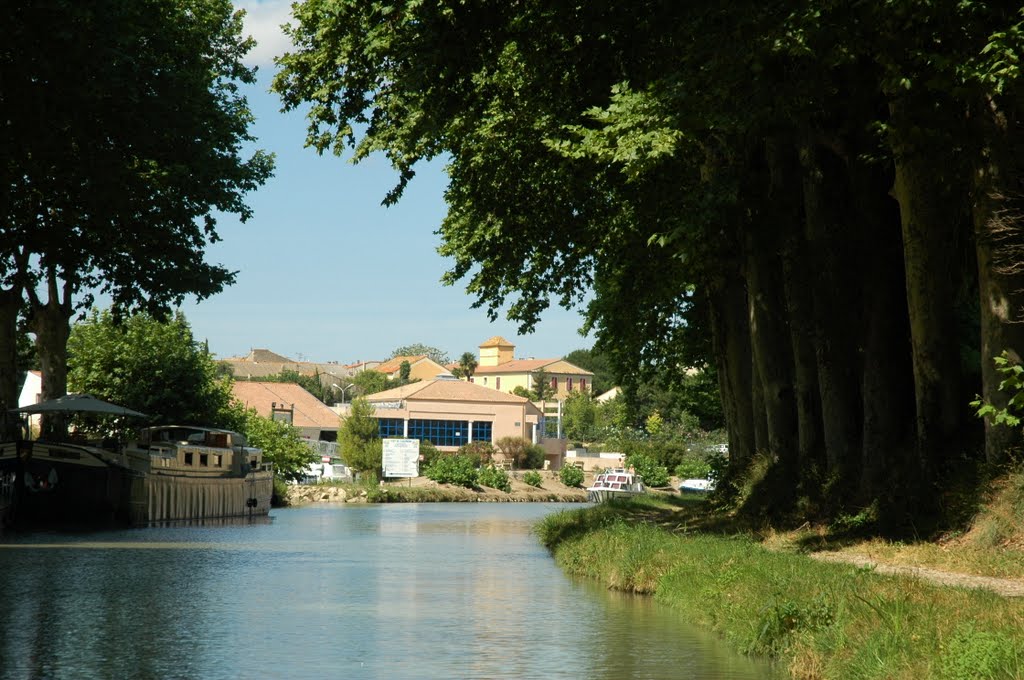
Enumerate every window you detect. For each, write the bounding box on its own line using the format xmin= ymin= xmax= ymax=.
xmin=184 ymin=452 xmax=194 ymax=466
xmin=408 ymin=419 xmax=470 ymax=447
xmin=472 ymin=421 xmax=493 ymax=443
xmin=483 ymin=377 xmax=488 ymax=385
xmin=496 ymin=377 xmax=501 ymax=390
xmin=377 ymin=418 xmax=405 ymax=438
xmin=213 ymin=455 xmax=222 ymax=467
xmin=580 ymin=378 xmax=587 ymax=391
xmin=567 ymin=377 xmax=574 ymax=391
xmin=199 ymin=454 xmax=209 ymax=467
xmin=551 ymin=376 xmax=557 ymax=391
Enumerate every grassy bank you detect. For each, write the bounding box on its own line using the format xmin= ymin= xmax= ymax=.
xmin=535 ymin=497 xmax=1024 ymax=679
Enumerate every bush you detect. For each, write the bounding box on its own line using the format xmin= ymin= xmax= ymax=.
xmin=425 ymin=454 xmax=478 ymax=488
xmin=495 ymin=436 xmax=533 ymax=467
xmin=675 ymin=457 xmax=712 ymax=480
xmin=559 ymin=464 xmax=585 ymax=488
xmin=625 ymin=452 xmax=670 ymax=487
xmin=477 ymin=465 xmax=511 ymax=492
xmin=271 ymin=476 xmax=291 ymax=507
xmin=458 ymin=440 xmax=496 ymax=465
xmin=419 ymin=440 xmax=442 ymax=468
xmin=523 ymin=443 xmax=546 ymax=469
xmin=523 ymin=470 xmax=543 ymax=487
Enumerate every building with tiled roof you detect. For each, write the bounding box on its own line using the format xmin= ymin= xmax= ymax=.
xmin=231 ymin=382 xmax=341 ymax=441
xmin=468 ymin=338 xmax=594 ymax=399
xmin=363 ymin=378 xmax=555 ymax=460
xmin=219 ymin=348 xmax=354 ymax=395
xmin=373 ymin=355 xmax=452 ymax=382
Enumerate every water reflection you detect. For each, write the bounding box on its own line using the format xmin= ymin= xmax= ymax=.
xmin=0 ymin=504 xmax=778 ymax=679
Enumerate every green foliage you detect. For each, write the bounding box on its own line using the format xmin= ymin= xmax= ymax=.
xmin=233 ymin=404 xmax=318 ymax=482
xmin=424 ymin=454 xmax=478 ymax=488
xmin=523 ymin=470 xmax=543 ymax=487
xmin=511 ymin=386 xmax=533 ymax=399
xmin=973 ymin=351 xmax=1024 ymax=428
xmin=939 ymin=626 xmax=1022 ymax=680
xmin=523 ymin=443 xmax=546 ymax=470
xmin=419 ymin=440 xmax=442 ymax=467
xmin=457 ymin=440 xmax=495 ymax=465
xmin=562 ymin=390 xmax=598 ymax=442
xmin=563 ymin=348 xmax=615 ymax=395
xmin=674 ymin=458 xmax=712 ymax=480
xmin=559 ymin=464 xmax=585 ymax=488
xmin=389 ymin=344 xmax=449 ymax=365
xmin=624 ymin=452 xmax=670 ymax=487
xmin=645 ymin=410 xmax=664 ymax=436
xmin=350 ymin=370 xmax=394 ymax=397
xmin=531 ymin=369 xmax=557 ymax=401
xmin=339 ymin=397 xmax=382 ymax=476
xmin=67 ymin=309 xmax=235 ymax=427
xmin=477 ymin=465 xmax=511 ymax=492
xmin=452 ymin=351 xmax=478 ymax=380
xmin=398 ymin=360 xmax=411 ymax=382
xmin=246 ymin=368 xmax=328 ymax=403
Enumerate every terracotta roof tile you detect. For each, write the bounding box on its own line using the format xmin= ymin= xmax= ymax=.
xmin=374 ymin=355 xmax=428 ymax=374
xmin=230 ymin=382 xmax=341 ymax=429
xmin=366 ymin=378 xmax=531 ymax=404
xmin=479 ymin=335 xmax=514 ymax=348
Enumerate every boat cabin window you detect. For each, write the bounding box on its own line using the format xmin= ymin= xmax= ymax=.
xmin=213 ymin=454 xmax=222 ymax=467
xmin=199 ymin=454 xmax=208 ymax=467
xmin=184 ymin=452 xmax=194 ymax=466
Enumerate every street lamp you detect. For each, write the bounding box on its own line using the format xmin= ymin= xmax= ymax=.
xmin=333 ymin=383 xmax=355 ymax=405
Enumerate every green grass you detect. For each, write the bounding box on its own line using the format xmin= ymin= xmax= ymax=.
xmin=535 ymin=499 xmax=1024 ymax=679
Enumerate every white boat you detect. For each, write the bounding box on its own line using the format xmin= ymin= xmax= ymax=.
xmin=678 ymin=478 xmax=716 ymax=494
xmin=586 ymin=467 xmax=646 ymax=502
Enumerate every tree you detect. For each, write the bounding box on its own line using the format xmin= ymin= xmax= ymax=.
xmin=230 ymin=403 xmax=318 ymax=482
xmin=389 ymin=344 xmax=449 ymax=365
xmin=563 ymin=348 xmax=614 ymax=395
xmin=2 ymin=0 xmax=273 ymax=437
xmin=67 ymin=309 xmax=235 ymax=427
xmin=274 ymin=1 xmax=1024 ymax=523
xmin=531 ymin=369 xmax=556 ymax=402
xmin=562 ymin=390 xmax=597 ymax=442
xmin=244 ymin=368 xmax=328 ymax=403
xmin=350 ymin=369 xmax=393 ymax=397
xmin=452 ymin=351 xmax=478 ymax=381
xmin=399 ymin=360 xmax=412 ymax=383
xmin=339 ymin=397 xmax=381 ymax=478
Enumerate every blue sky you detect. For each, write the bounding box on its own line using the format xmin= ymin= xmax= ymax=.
xmin=175 ymin=1 xmax=592 ymax=364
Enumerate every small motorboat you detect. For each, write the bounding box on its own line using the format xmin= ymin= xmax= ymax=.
xmin=678 ymin=478 xmax=716 ymax=494
xmin=586 ymin=468 xmax=646 ymax=502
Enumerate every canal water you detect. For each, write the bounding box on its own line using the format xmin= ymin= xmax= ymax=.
xmin=0 ymin=504 xmax=779 ymax=679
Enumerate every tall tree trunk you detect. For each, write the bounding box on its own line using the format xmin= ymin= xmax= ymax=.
xmin=0 ymin=287 xmax=21 ymax=439
xmin=974 ymin=97 xmax=1024 ymax=465
xmin=889 ymin=98 xmax=965 ymax=477
xmin=708 ymin=265 xmax=755 ymax=479
xmin=852 ymin=160 xmax=916 ymax=507
xmin=27 ymin=276 xmax=72 ymax=440
xmin=801 ymin=143 xmax=863 ymax=500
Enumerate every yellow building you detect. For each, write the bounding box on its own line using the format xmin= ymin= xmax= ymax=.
xmin=373 ymin=355 xmax=452 ymax=382
xmin=469 ymin=336 xmax=594 ymax=399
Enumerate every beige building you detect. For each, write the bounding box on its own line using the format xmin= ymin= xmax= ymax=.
xmin=221 ymin=348 xmax=353 ymax=395
xmin=231 ymin=382 xmax=341 ymax=442
xmin=470 ymin=336 xmax=593 ymax=399
xmin=364 ymin=377 xmax=546 ymax=452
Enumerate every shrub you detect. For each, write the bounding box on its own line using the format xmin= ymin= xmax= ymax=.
xmin=458 ymin=440 xmax=496 ymax=465
xmin=675 ymin=457 xmax=712 ymax=480
xmin=419 ymin=440 xmax=442 ymax=468
xmin=560 ymin=464 xmax=585 ymax=488
xmin=495 ymin=436 xmax=533 ymax=467
xmin=271 ymin=476 xmax=291 ymax=507
xmin=523 ymin=443 xmax=546 ymax=469
xmin=425 ymin=454 xmax=478 ymax=488
xmin=477 ymin=465 xmax=511 ymax=492
xmin=523 ymin=470 xmax=543 ymax=487
xmin=625 ymin=452 xmax=670 ymax=487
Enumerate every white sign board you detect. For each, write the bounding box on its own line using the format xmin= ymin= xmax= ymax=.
xmin=382 ymin=438 xmax=420 ymax=478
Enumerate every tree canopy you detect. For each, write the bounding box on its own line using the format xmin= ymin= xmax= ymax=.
xmin=274 ymin=1 xmax=1024 ymax=525
xmin=388 ymin=343 xmax=449 ymax=365
xmin=1 ymin=0 xmax=273 ymax=435
xmin=67 ymin=310 xmax=236 ymax=427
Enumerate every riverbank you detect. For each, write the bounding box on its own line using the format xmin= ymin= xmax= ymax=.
xmin=535 ymin=495 xmax=1024 ymax=679
xmin=285 ymin=469 xmax=595 ymax=504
